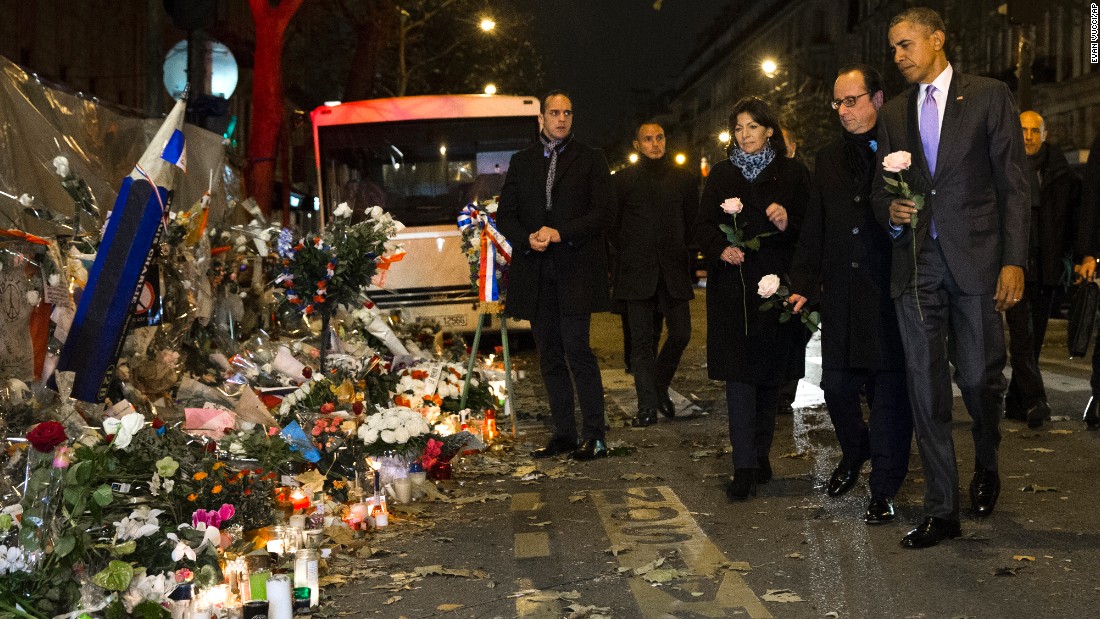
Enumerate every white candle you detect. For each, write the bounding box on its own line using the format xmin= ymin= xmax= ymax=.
xmin=375 ymin=512 xmax=388 ymax=528
xmin=266 ymin=575 xmax=293 ymax=619
xmin=287 ymin=514 xmax=307 ymax=530
xmin=266 ymin=538 xmax=284 ymax=555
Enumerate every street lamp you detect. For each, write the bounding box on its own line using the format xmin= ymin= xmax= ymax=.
xmin=718 ymin=130 xmax=731 ymax=144
xmin=761 ymin=58 xmax=778 ymax=78
xmin=484 ymin=83 xmax=497 ymax=95
xmin=480 ymin=17 xmax=496 ymax=32
xmin=674 ymin=153 xmax=687 ymax=165
xmin=628 ymin=153 xmax=639 ymax=164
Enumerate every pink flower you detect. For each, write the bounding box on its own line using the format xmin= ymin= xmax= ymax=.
xmin=757 ymin=274 xmax=781 ymax=299
xmin=218 ymin=503 xmax=235 ymax=523
xmin=720 ymin=197 xmax=743 ymax=215
xmin=882 ymin=151 xmax=912 ymax=173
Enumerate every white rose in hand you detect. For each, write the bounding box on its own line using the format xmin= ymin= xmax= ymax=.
xmin=720 ymin=197 xmax=744 ymax=214
xmin=757 ymin=274 xmax=781 ymax=298
xmin=882 ymin=151 xmax=912 ymax=173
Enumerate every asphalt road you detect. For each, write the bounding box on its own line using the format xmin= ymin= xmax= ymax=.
xmin=325 ymin=290 xmax=1100 ymax=619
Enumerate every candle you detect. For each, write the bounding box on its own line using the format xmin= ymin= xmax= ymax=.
xmin=375 ymin=512 xmax=388 ymax=528
xmin=266 ymin=538 xmax=284 ymax=555
xmin=248 ymin=570 xmax=270 ymax=601
xmin=287 ymin=514 xmax=306 ymax=530
xmin=289 ymin=488 xmax=310 ymax=511
xmin=265 ymin=574 xmax=293 ymax=619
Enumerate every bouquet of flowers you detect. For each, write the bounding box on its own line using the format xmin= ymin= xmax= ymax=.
xmin=356 ymin=406 xmax=433 ymax=458
xmin=756 ymin=274 xmax=820 ymax=333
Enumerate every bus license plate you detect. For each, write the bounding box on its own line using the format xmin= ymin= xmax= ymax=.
xmin=440 ymin=314 xmax=467 ymax=327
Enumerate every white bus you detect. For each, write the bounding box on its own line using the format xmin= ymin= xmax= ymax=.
xmin=311 ymin=94 xmax=540 ymax=332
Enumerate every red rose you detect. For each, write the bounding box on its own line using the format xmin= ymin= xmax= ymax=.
xmin=27 ymin=421 xmax=68 ymax=453
xmin=152 ymin=417 xmax=165 ymax=429
xmin=352 ymin=402 xmax=364 ymax=415
xmin=302 ymin=367 xmax=313 ymax=379
xmin=320 ymin=402 xmax=335 ymax=414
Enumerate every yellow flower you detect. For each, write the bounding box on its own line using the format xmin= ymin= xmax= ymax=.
xmin=193 ymin=471 xmax=208 ymax=481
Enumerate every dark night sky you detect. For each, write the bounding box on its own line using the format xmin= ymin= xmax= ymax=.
xmin=518 ymin=0 xmax=732 ymax=150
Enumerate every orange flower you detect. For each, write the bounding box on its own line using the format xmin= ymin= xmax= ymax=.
xmin=212 ymin=485 xmax=223 ymax=494
xmin=333 ymin=480 xmax=346 ymax=489
xmin=193 ymin=471 xmax=208 ymax=481
xmin=212 ymin=462 xmax=225 ymax=471
xmin=410 ymin=370 xmax=429 ymax=380
xmin=187 ymin=493 xmax=197 ymax=501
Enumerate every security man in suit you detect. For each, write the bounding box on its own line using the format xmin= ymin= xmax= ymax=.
xmin=611 ymin=121 xmax=698 ymax=427
xmin=872 ymin=7 xmax=1030 ymax=548
xmin=496 ymin=90 xmax=615 ymax=461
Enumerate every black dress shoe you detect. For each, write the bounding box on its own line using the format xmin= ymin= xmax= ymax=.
xmin=1084 ymin=396 xmax=1100 ymax=430
xmin=825 ymin=459 xmax=864 ymax=497
xmin=725 ymin=468 xmax=757 ymax=501
xmin=755 ymin=455 xmax=772 ymax=484
xmin=631 ymin=409 xmax=658 ymax=427
xmin=864 ymin=497 xmax=895 ymax=524
xmin=1004 ymin=397 xmax=1026 ymax=421
xmin=571 ymin=438 xmax=608 ymax=461
xmin=657 ymin=390 xmax=676 ymax=418
xmin=900 ymin=516 xmax=961 ymax=549
xmin=532 ymin=436 xmax=576 ymax=459
xmin=970 ymin=470 xmax=1000 ymax=517
xmin=1026 ymin=400 xmax=1051 ymax=429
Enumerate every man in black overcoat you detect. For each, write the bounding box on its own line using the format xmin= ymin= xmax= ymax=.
xmin=611 ymin=121 xmax=698 ymax=427
xmin=789 ymin=65 xmax=913 ymax=525
xmin=496 ymin=90 xmax=614 ymax=461
xmin=872 ymin=8 xmax=1030 ymax=548
xmin=1003 ymin=110 xmax=1083 ymax=428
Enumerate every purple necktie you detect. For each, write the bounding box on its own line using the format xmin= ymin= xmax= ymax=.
xmin=920 ymin=85 xmax=939 ymax=238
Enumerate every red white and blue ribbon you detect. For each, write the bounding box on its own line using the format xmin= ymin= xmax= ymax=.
xmin=458 ymin=203 xmax=511 ymax=302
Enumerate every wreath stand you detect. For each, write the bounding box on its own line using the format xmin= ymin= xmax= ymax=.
xmin=459 ymin=301 xmax=516 ymax=439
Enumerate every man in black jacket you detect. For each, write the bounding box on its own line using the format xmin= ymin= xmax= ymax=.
xmin=789 ymin=65 xmax=913 ymax=524
xmin=1004 ymin=110 xmax=1084 ymax=428
xmin=611 ymin=121 xmax=698 ymax=427
xmin=496 ymin=90 xmax=614 ymax=460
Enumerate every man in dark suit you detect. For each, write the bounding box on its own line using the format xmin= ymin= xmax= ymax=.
xmin=611 ymin=121 xmax=698 ymax=427
xmin=1004 ymin=110 xmax=1083 ymax=428
xmin=872 ymin=7 xmax=1029 ymax=548
xmin=497 ymin=90 xmax=614 ymax=461
xmin=789 ymin=65 xmax=913 ymax=525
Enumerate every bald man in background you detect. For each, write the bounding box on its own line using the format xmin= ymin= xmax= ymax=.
xmin=1004 ymin=110 xmax=1084 ymax=428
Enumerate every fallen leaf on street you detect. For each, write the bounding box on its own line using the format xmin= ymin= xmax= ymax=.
xmin=565 ymin=603 xmax=613 ymax=619
xmin=436 ymin=603 xmax=463 ymax=612
xmin=1022 ymin=484 xmax=1058 ymax=493
xmin=786 ymin=552 xmax=803 ymax=559
xmin=569 ymin=493 xmax=588 ymax=503
xmin=642 ymin=567 xmax=688 ymax=583
xmin=1023 ymin=447 xmax=1054 ymax=453
xmin=722 ymin=561 xmax=752 ymax=572
xmin=1013 ymin=555 xmax=1036 ymax=562
xmin=621 ymin=472 xmax=662 ymax=481
xmin=762 ymin=589 xmax=803 ymax=602
xmin=779 ymin=451 xmax=813 ymax=460
xmin=384 ymin=596 xmax=402 ymax=605
xmin=606 ymin=543 xmax=636 ymax=556
xmin=413 ymin=565 xmax=489 ymax=579
xmin=1048 ymin=429 xmax=1074 ymax=435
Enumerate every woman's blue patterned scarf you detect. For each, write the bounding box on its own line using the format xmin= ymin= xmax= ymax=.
xmin=729 ymin=143 xmax=776 ymax=182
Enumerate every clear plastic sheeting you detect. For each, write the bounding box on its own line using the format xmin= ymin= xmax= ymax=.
xmin=0 ymin=56 xmax=228 ymax=238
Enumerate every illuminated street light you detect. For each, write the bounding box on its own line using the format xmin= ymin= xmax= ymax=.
xmin=718 ymin=130 xmax=731 ymax=144
xmin=628 ymin=153 xmax=639 ymax=164
xmin=480 ymin=18 xmax=496 ymax=32
xmin=761 ymin=58 xmax=778 ymax=78
xmin=439 ymin=145 xmax=447 ymax=156
xmin=484 ymin=83 xmax=497 ymax=95
xmin=674 ymin=153 xmax=687 ymax=165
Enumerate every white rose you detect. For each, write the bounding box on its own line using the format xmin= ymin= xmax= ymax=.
xmin=367 ymin=206 xmax=384 ymax=220
xmin=720 ymin=197 xmax=743 ymax=215
xmin=757 ymin=274 xmax=781 ymax=299
xmin=394 ymin=427 xmax=410 ymax=443
xmin=881 ymin=150 xmax=913 ymax=174
xmin=333 ymin=202 xmax=353 ymax=218
xmin=380 ymin=429 xmax=396 ymax=444
xmin=26 ymin=291 xmax=40 ymax=306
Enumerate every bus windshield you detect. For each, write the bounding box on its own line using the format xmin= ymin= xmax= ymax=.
xmin=317 ymin=116 xmax=537 ymax=226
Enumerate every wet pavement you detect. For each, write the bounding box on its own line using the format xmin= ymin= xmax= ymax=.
xmin=322 ymin=290 xmax=1100 ymax=618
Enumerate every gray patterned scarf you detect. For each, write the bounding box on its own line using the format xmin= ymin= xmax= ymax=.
xmin=540 ymin=132 xmax=573 ymax=211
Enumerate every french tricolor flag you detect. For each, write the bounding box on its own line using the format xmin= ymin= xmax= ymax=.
xmin=161 ymin=128 xmax=187 ymax=172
